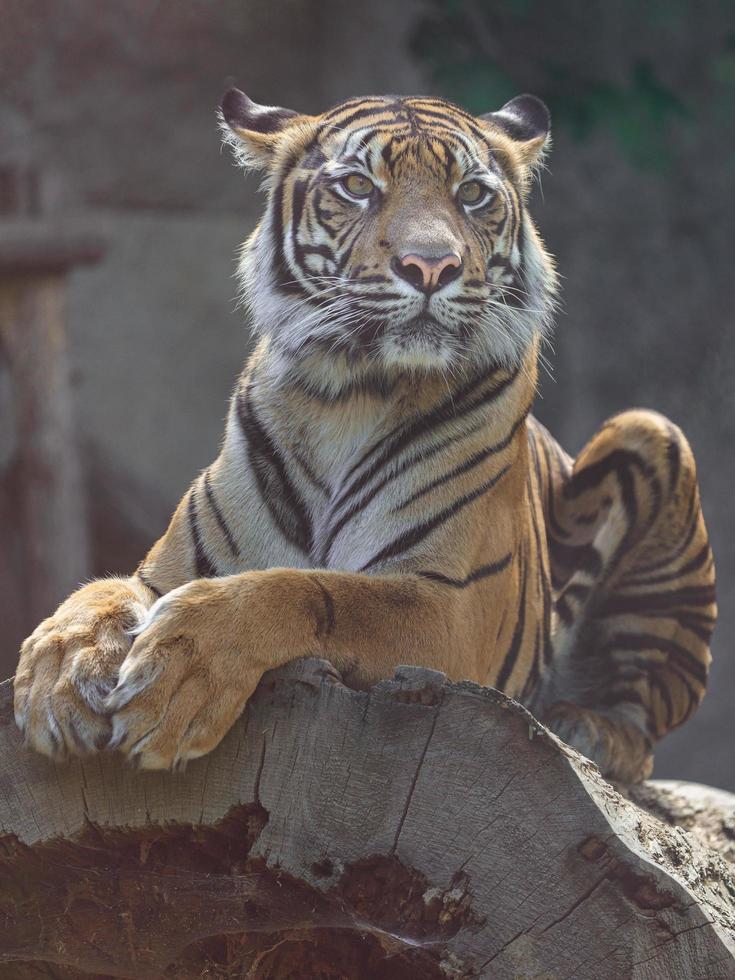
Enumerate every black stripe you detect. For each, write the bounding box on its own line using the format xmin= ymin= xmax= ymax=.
xmin=531 ymin=423 xmax=571 ymax=542
xmin=451 ymin=295 xmax=490 ymax=306
xmin=340 ymin=365 xmax=503 ymax=487
xmin=343 ymin=133 xmax=382 ymax=171
xmin=203 ymin=470 xmax=240 ymax=558
xmin=395 ymin=459 xmax=511 ymax=515
xmin=565 ymin=447 xmax=664 ymax=582
xmin=359 ymin=464 xmax=512 ymax=572
xmin=614 ymin=608 xmax=714 ymax=643
xmin=633 ymin=491 xmax=698 ymax=576
xmin=291 ymin=176 xmax=308 ymax=239
xmin=352 ymin=273 xmax=392 ymax=284
xmin=292 ymin=448 xmax=330 ymax=496
xmin=603 ymin=631 xmax=709 ymax=686
xmin=188 ymin=489 xmax=218 ymax=578
xmin=622 ymin=542 xmax=711 ymax=588
xmin=333 ymin=365 xmax=518 ymax=515
xmin=312 ymin=186 xmax=341 ymax=236
xmin=598 ymin=585 xmax=717 ymax=616
xmin=672 ymin=614 xmax=716 ymax=642
xmin=657 ymin=663 xmax=700 ymax=721
xmin=394 ymin=406 xmax=529 ymax=511
xmin=296 ymin=243 xmax=335 ymax=266
xmin=381 ymin=134 xmax=399 ymax=170
xmin=269 ymin=169 xmax=296 ymax=294
xmin=269 ymin=147 xmax=319 ymax=298
xmin=317 ymin=407 xmax=491 ymax=564
xmin=407 ymin=106 xmax=500 ymax=156
xmin=236 ymin=386 xmax=313 ymax=554
xmin=417 ymin=552 xmax=512 ymax=588
xmin=351 ymin=290 xmax=405 ymax=302
xmin=495 ymin=559 xmax=529 ymax=690
xmin=563 ymin=449 xmax=652 ymax=500
xmin=321 ymin=97 xmax=388 ymax=121
xmin=405 ymin=96 xmax=480 ymax=123
xmin=520 ymin=621 xmax=544 ymax=703
xmin=318 ymin=104 xmax=397 ymax=136
xmin=527 ymin=486 xmax=554 ymax=667
xmin=609 ymin=457 xmax=639 ymax=563
xmin=311 ymin=578 xmax=336 ymax=641
xmin=599 ymin=605 xmax=715 ymax=644
xmin=650 ymin=674 xmax=674 ymax=730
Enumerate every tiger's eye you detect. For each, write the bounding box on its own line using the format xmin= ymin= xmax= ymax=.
xmin=343 ymin=173 xmax=374 ymax=198
xmin=458 ymin=180 xmax=486 ymax=205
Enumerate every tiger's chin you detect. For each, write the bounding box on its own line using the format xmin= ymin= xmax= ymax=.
xmin=360 ymin=312 xmax=465 ymax=372
xmin=378 ymin=325 xmax=458 ymax=373
xmin=375 ymin=315 xmax=513 ymax=376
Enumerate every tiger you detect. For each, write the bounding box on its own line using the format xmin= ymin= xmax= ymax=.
xmin=13 ymin=89 xmax=716 ymax=784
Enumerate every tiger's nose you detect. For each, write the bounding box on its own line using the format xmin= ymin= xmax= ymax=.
xmin=391 ymin=252 xmax=463 ymax=293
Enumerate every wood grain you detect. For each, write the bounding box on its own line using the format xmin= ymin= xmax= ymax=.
xmin=1 ymin=660 xmax=733 ymax=979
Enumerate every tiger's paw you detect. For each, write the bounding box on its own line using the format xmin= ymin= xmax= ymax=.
xmin=104 ymin=580 xmax=260 ymax=771
xmin=13 ymin=580 xmax=148 ymax=760
xmin=545 ymin=701 xmax=654 ymax=785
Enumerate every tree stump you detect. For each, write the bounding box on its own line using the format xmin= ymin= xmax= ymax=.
xmin=1 ymin=659 xmax=733 ymax=979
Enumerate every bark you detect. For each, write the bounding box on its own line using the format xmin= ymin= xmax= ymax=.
xmin=0 ymin=659 xmax=733 ymax=979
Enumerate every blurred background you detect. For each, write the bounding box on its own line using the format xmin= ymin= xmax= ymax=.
xmin=0 ymin=0 xmax=732 ymax=788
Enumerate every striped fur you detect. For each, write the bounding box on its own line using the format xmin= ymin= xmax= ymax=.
xmin=14 ymin=92 xmax=715 ymax=782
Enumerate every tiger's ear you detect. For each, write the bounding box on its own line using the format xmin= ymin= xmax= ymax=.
xmin=481 ymin=94 xmax=550 ymax=168
xmin=219 ymin=88 xmax=303 ymax=169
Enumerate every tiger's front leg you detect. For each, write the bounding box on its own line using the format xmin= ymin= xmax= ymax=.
xmin=104 ymin=569 xmax=467 ymax=770
xmin=14 ymin=492 xmax=198 ymax=759
xmin=533 ymin=410 xmax=716 ymax=784
xmin=14 ymin=576 xmax=156 ymax=759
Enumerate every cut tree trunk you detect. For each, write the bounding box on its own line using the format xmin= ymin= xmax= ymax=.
xmin=1 ymin=659 xmax=733 ymax=979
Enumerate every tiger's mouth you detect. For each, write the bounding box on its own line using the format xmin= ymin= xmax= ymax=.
xmin=352 ymin=311 xmax=458 ymax=341
xmin=284 ymin=291 xmax=516 ymax=373
xmin=408 ymin=313 xmax=445 ymax=331
xmin=398 ymin=314 xmax=462 ymax=346
xmin=366 ymin=311 xmax=466 ymax=371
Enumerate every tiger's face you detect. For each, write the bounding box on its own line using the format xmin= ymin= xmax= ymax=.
xmin=221 ymin=91 xmax=557 ymax=387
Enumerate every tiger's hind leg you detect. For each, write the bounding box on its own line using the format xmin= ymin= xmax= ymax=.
xmin=531 ymin=410 xmax=716 ymax=784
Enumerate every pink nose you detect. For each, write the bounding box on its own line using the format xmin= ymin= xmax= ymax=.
xmin=394 ymin=252 xmax=463 ymax=292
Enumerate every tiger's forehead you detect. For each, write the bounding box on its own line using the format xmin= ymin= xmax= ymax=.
xmin=317 ymin=96 xmax=486 ymax=140
xmin=311 ymin=96 xmax=498 ymax=178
